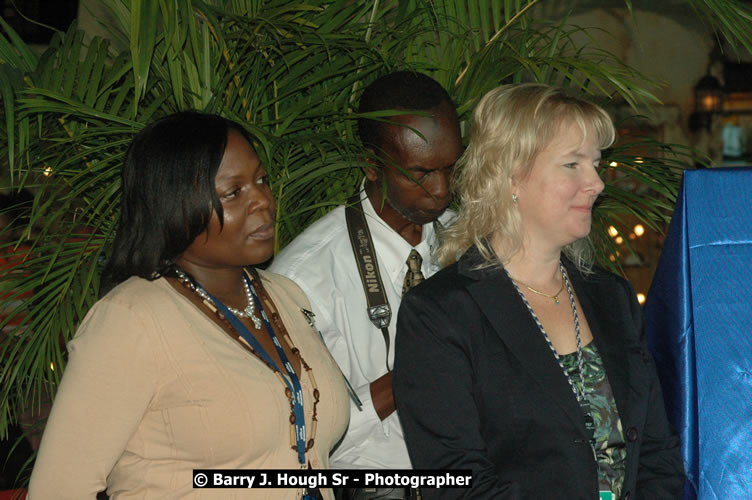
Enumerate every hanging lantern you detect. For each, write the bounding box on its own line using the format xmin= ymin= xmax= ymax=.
xmin=689 ymin=74 xmax=724 ymax=131
xmin=695 ymin=74 xmax=724 ymax=114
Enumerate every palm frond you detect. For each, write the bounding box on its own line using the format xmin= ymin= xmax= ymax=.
xmin=0 ymin=0 xmax=746 ymax=446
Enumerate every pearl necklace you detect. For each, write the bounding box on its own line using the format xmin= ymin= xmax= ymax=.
xmin=174 ymin=269 xmax=262 ymax=329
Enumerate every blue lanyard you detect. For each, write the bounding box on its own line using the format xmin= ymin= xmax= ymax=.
xmin=200 ymin=272 xmax=308 ymax=466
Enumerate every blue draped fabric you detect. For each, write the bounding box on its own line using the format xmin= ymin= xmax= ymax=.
xmin=644 ymin=167 xmax=752 ymax=499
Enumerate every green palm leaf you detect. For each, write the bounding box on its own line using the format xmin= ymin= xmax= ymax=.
xmin=2 ymin=0 xmax=751 ymax=457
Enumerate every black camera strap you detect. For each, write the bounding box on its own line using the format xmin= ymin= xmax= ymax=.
xmin=345 ymin=194 xmax=392 ymax=373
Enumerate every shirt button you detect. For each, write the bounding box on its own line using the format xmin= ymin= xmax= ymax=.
xmin=627 ymin=427 xmax=639 ymax=442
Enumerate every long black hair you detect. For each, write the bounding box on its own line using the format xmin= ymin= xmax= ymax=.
xmin=101 ymin=111 xmax=253 ymax=295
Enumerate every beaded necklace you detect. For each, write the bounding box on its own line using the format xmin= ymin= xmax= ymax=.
xmin=174 ymin=268 xmax=320 ymax=466
xmin=179 ymin=269 xmax=262 ymax=327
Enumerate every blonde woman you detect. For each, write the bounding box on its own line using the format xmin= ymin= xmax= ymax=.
xmin=393 ymin=84 xmax=683 ymax=499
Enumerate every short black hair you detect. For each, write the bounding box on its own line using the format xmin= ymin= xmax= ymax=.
xmin=357 ymin=71 xmax=454 ymax=151
xmin=102 ymin=111 xmax=253 ymax=293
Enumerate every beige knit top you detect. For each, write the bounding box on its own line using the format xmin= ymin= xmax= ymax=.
xmin=28 ymin=270 xmax=349 ymax=499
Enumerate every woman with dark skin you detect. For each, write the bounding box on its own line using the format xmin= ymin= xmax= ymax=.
xmin=29 ymin=112 xmax=349 ymax=499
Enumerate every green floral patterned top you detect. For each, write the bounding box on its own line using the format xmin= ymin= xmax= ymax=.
xmin=560 ymin=342 xmax=627 ymax=498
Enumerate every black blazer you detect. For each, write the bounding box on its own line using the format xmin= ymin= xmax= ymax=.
xmin=393 ymin=246 xmax=683 ymax=499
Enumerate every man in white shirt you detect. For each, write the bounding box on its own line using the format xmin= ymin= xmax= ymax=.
xmin=270 ymin=71 xmax=462 ymax=471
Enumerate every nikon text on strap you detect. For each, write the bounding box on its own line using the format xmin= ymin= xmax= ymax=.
xmin=345 ymin=193 xmax=392 ymax=373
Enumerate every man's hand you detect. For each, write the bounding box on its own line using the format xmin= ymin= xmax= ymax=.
xmin=370 ymin=372 xmax=395 ymax=420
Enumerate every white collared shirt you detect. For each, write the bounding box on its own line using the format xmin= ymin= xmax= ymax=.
xmin=269 ymin=187 xmax=451 ymax=469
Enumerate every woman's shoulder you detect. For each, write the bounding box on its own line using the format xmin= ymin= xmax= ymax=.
xmin=257 ymin=268 xmax=311 ymax=310
xmin=256 ymin=269 xmax=328 ymax=351
xmin=80 ymin=277 xmax=192 ymax=334
xmin=69 ymin=278 xmax=177 ymax=354
xmin=411 ymin=245 xmax=504 ymax=301
xmin=402 ymin=260 xmax=486 ymax=319
xmin=570 ymin=263 xmax=640 ymax=320
xmin=408 ymin=260 xmax=464 ymax=297
xmin=582 ymin=264 xmax=636 ymax=296
xmin=561 ymin=254 xmax=633 ymax=294
xmin=99 ymin=276 xmax=177 ymax=309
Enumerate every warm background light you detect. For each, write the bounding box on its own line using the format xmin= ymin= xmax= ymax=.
xmin=636 ymin=293 xmax=646 ymax=305
xmin=634 ymin=224 xmax=645 ymax=237
xmin=608 ymin=226 xmax=619 ymax=237
xmin=615 ymin=236 xmax=624 ymax=245
xmin=701 ymin=94 xmax=721 ymax=110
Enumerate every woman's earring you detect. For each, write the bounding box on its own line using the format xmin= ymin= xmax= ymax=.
xmin=512 ymin=193 xmax=518 ymax=204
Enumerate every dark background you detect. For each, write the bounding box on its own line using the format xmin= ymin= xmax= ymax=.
xmin=1 ymin=0 xmax=79 ymax=44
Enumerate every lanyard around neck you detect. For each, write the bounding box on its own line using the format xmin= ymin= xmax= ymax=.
xmin=507 ymin=263 xmax=596 ymax=443
xmin=202 ymin=272 xmax=308 ymax=466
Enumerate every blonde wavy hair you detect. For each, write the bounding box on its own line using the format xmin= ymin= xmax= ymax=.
xmin=439 ymin=83 xmax=615 ymax=270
